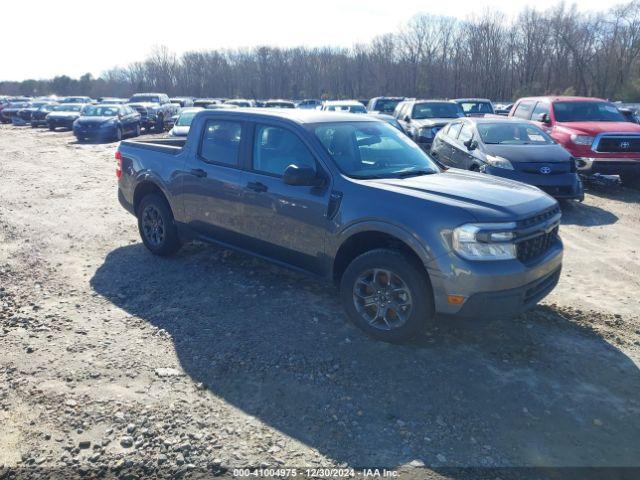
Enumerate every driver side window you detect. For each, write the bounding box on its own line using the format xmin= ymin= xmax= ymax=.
xmin=253 ymin=125 xmax=316 ymax=177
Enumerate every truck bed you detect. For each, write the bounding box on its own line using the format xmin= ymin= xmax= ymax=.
xmin=120 ymin=137 xmax=186 ymax=155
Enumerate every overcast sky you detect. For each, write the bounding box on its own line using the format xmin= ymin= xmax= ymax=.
xmin=3 ymin=0 xmax=617 ymax=81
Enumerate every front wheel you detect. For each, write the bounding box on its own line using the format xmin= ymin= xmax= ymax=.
xmin=155 ymin=115 xmax=164 ymax=132
xmin=115 ymin=127 xmax=122 ymax=142
xmin=137 ymin=194 xmax=182 ymax=256
xmin=134 ymin=123 xmax=141 ymax=137
xmin=340 ymin=249 xmax=433 ymax=343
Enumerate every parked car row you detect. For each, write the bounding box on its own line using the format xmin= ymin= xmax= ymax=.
xmin=3 ymin=92 xmax=640 ymax=189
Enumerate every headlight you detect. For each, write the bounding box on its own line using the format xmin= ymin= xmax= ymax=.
xmin=485 ymin=155 xmax=514 ymax=170
xmin=452 ymin=223 xmax=517 ymax=261
xmin=570 ymin=134 xmax=594 ymax=146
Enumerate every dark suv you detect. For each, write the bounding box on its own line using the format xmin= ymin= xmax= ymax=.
xmin=393 ymin=99 xmax=465 ymax=151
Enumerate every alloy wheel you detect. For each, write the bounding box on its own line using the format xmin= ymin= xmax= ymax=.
xmin=141 ymin=205 xmax=165 ymax=247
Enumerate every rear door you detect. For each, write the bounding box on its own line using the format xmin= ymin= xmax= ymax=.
xmin=439 ymin=122 xmax=462 ymax=166
xmin=238 ymin=121 xmax=332 ymax=275
xmin=182 ymin=118 xmax=249 ymax=245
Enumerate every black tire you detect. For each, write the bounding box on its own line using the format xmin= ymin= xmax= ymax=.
xmin=134 ymin=123 xmax=141 ymax=137
xmin=115 ymin=127 xmax=122 ymax=142
xmin=48 ymin=125 xmax=55 ymax=131
xmin=137 ymin=194 xmax=181 ymax=256
xmin=620 ymin=172 xmax=640 ymax=189
xmin=340 ymin=248 xmax=433 ymax=343
xmin=155 ymin=114 xmax=164 ymax=132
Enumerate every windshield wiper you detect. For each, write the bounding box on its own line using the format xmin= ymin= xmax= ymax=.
xmin=396 ymin=169 xmax=435 ymax=178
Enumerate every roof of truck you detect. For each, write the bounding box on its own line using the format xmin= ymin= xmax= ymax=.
xmin=198 ymin=108 xmax=378 ymax=124
xmin=516 ymin=96 xmax=607 ymax=103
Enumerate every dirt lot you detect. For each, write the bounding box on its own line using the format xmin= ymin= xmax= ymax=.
xmin=1 ymin=124 xmax=639 ymax=479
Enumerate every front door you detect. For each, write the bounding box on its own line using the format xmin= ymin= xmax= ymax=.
xmin=239 ymin=122 xmax=332 ymax=275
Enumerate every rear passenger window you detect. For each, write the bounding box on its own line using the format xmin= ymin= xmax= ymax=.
xmin=447 ymin=122 xmax=463 ymax=139
xmin=253 ymin=125 xmax=315 ymax=176
xmin=513 ymin=101 xmax=535 ymax=119
xmin=200 ymin=120 xmax=242 ymax=166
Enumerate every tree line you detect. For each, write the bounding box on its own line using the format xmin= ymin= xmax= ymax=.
xmin=2 ymin=1 xmax=640 ymax=101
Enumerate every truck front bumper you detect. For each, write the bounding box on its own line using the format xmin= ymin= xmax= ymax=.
xmin=576 ymin=157 xmax=640 ymax=176
xmin=426 ymin=240 xmax=563 ymax=318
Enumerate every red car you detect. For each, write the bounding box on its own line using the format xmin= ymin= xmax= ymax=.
xmin=509 ymin=96 xmax=640 ymax=187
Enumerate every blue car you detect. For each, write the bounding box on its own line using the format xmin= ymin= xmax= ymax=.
xmin=73 ymin=104 xmax=141 ymax=142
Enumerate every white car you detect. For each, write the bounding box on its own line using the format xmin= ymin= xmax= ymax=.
xmin=168 ymin=107 xmax=204 ymax=137
xmin=321 ymin=100 xmax=367 ymax=114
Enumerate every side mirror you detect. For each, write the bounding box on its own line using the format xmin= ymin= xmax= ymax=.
xmin=283 ymin=164 xmax=320 ymax=186
xmin=536 ymin=113 xmax=550 ymax=123
xmin=464 ymin=139 xmax=478 ymax=151
xmin=404 ymin=115 xmax=411 ymax=123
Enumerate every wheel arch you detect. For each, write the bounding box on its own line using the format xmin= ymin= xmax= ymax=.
xmin=331 ymin=222 xmax=433 ymax=284
xmin=132 ymin=179 xmax=173 ymax=217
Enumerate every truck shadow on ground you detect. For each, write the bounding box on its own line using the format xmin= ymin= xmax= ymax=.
xmin=91 ymin=242 xmax=640 ymax=471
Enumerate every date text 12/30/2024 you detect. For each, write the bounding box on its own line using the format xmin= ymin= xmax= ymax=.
xmin=233 ymin=468 xmax=399 ymax=477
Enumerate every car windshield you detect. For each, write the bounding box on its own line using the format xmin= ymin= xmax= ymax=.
xmin=62 ymin=97 xmax=87 ymax=103
xmin=176 ymin=111 xmax=199 ymax=126
xmin=478 ymin=123 xmax=553 ymax=145
xmin=53 ymin=105 xmax=82 ymax=112
xmin=374 ymin=99 xmax=402 ymax=113
xmin=129 ymin=96 xmax=160 ymax=103
xmin=553 ymin=101 xmax=626 ymax=122
xmin=458 ymin=101 xmax=493 ymax=115
xmin=9 ymin=102 xmax=29 ymax=108
xmin=314 ymin=121 xmax=440 ymax=179
xmin=81 ymin=106 xmax=120 ymax=117
xmin=412 ymin=102 xmax=464 ymax=119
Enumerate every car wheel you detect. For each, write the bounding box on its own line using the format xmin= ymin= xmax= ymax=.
xmin=620 ymin=172 xmax=640 ymax=189
xmin=137 ymin=194 xmax=182 ymax=256
xmin=340 ymin=248 xmax=433 ymax=343
xmin=115 ymin=127 xmax=122 ymax=142
xmin=48 ymin=125 xmax=55 ymax=131
xmin=155 ymin=115 xmax=164 ymax=132
xmin=135 ymin=124 xmax=141 ymax=137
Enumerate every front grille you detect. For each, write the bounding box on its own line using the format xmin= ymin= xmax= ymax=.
xmin=517 ymin=162 xmax=570 ymax=175
xmin=594 ymin=136 xmax=640 ymax=153
xmin=517 ymin=205 xmax=560 ymax=229
xmin=517 ymin=226 xmax=559 ymax=263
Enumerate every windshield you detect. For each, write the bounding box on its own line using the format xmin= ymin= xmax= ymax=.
xmin=129 ymin=95 xmax=160 ymax=103
xmin=53 ymin=105 xmax=82 ymax=112
xmin=478 ymin=123 xmax=552 ymax=145
xmin=314 ymin=121 xmax=440 ymax=179
xmin=8 ymin=102 xmax=29 ymax=108
xmin=553 ymin=101 xmax=625 ymax=122
xmin=458 ymin=101 xmax=493 ymax=115
xmin=62 ymin=97 xmax=88 ymax=103
xmin=412 ymin=102 xmax=464 ymax=119
xmin=81 ymin=106 xmax=120 ymax=117
xmin=266 ymin=102 xmax=294 ymax=108
xmin=373 ymin=98 xmax=402 ymax=113
xmin=176 ymin=111 xmax=199 ymax=126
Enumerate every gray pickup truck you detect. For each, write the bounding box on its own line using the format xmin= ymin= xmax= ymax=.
xmin=127 ymin=93 xmax=180 ymax=132
xmin=116 ymin=109 xmax=563 ymax=342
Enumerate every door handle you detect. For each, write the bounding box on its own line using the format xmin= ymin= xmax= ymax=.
xmin=189 ymin=168 xmax=207 ymax=178
xmin=247 ymin=181 xmax=268 ymax=193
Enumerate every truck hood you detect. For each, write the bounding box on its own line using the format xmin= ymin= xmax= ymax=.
xmin=484 ymin=143 xmax=571 ymax=163
xmin=411 ymin=118 xmax=456 ymax=128
xmin=128 ymin=102 xmax=159 ymax=109
xmin=555 ymin=121 xmax=640 ymax=136
xmin=364 ymin=169 xmax=557 ymax=222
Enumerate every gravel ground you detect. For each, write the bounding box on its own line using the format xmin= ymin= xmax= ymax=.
xmin=0 ymin=124 xmax=639 ymax=479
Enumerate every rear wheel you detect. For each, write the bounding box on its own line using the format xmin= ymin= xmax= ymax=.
xmin=134 ymin=123 xmax=141 ymax=137
xmin=48 ymin=125 xmax=55 ymax=131
xmin=115 ymin=127 xmax=122 ymax=142
xmin=137 ymin=194 xmax=182 ymax=256
xmin=340 ymin=248 xmax=433 ymax=343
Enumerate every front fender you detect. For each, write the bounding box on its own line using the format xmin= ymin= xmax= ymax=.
xmin=332 ymin=220 xmax=435 ymax=266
